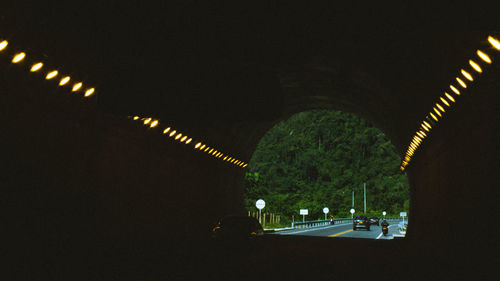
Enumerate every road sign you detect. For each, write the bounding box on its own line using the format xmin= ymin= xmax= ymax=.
xmin=400 ymin=212 xmax=407 ymax=217
xmin=350 ymin=208 xmax=355 ymax=214
xmin=383 ymin=211 xmax=386 ymax=216
xmin=256 ymin=199 xmax=265 ymax=210
xmin=323 ymin=207 xmax=329 ymax=214
xmin=300 ymin=209 xmax=308 ymax=215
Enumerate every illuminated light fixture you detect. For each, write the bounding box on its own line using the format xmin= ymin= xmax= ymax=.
xmin=195 ymin=142 xmax=201 ymax=149
xmin=133 ymin=116 xmax=140 ymax=120
xmin=419 ymin=130 xmax=427 ymax=137
xmin=223 ymin=156 xmax=228 ymax=161
xmin=450 ymin=85 xmax=460 ymax=95
xmin=150 ymin=120 xmax=159 ymax=128
xmin=163 ymin=127 xmax=171 ymax=134
xmin=469 ymin=60 xmax=482 ymax=73
xmin=404 ymin=156 xmax=411 ymax=162
xmin=444 ymin=92 xmax=455 ymax=103
xmin=423 ymin=121 xmax=432 ymax=129
xmin=46 ymin=70 xmax=58 ymax=79
xmin=416 ymin=131 xmax=425 ymax=139
xmin=421 ymin=124 xmax=429 ymax=132
xmin=30 ymin=62 xmax=43 ymax=72
xmin=433 ymin=107 xmax=442 ymax=117
xmin=430 ymin=112 xmax=438 ymax=122
xmin=169 ymin=130 xmax=177 ymax=137
xmin=200 ymin=144 xmax=206 ymax=150
xmin=243 ymin=164 xmax=247 ymax=168
xmin=488 ymin=36 xmax=500 ymax=50
xmin=59 ymin=76 xmax=70 ymax=86
xmin=0 ymin=40 xmax=8 ymax=51
xmin=476 ymin=50 xmax=491 ymax=64
xmin=175 ymin=133 xmax=182 ymax=140
xmin=216 ymin=152 xmax=222 ymax=157
xmin=12 ymin=52 xmax=26 ymax=63
xmin=436 ymin=103 xmax=445 ymax=113
xmin=143 ymin=118 xmax=152 ymax=125
xmin=456 ymin=77 xmax=467 ymax=88
xmin=180 ymin=136 xmax=187 ymax=142
xmin=185 ymin=138 xmax=192 ymax=144
xmin=461 ymin=69 xmax=473 ymax=81
xmin=204 ymin=147 xmax=210 ymax=152
xmin=227 ymin=157 xmax=232 ymax=162
xmin=72 ymin=82 xmax=83 ymax=92
xmin=208 ymin=148 xmax=214 ymax=154
xmin=400 ymin=166 xmax=405 ymax=171
xmin=84 ymin=88 xmax=95 ymax=97
xmin=440 ymin=97 xmax=450 ymax=107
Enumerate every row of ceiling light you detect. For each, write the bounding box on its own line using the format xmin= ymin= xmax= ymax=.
xmin=130 ymin=116 xmax=248 ymax=168
xmin=1 ymin=37 xmax=248 ymax=168
xmin=400 ymin=35 xmax=500 ymax=171
xmin=0 ymin=39 xmax=95 ymax=97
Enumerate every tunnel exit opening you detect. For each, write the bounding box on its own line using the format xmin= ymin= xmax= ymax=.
xmin=243 ymin=109 xmax=409 ymax=240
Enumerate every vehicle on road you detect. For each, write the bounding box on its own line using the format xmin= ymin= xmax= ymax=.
xmin=353 ymin=216 xmax=370 ymax=231
xmin=211 ymin=215 xmax=264 ymax=240
xmin=369 ymin=217 xmax=380 ymax=226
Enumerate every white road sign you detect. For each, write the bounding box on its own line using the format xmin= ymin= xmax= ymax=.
xmin=400 ymin=212 xmax=407 ymax=217
xmin=300 ymin=209 xmax=308 ymax=215
xmin=323 ymin=207 xmax=329 ymax=214
xmin=350 ymin=208 xmax=355 ymax=214
xmin=256 ymin=199 xmax=265 ymax=210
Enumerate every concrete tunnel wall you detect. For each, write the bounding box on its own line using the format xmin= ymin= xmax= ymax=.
xmin=1 ymin=36 xmax=499 ymax=274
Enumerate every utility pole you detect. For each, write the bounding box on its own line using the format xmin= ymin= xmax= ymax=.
xmin=363 ymin=182 xmax=366 ymax=214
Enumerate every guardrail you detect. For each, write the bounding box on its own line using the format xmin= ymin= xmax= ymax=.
xmin=290 ymin=217 xmax=403 ymax=229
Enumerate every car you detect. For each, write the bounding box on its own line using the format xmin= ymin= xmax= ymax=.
xmin=353 ymin=216 xmax=370 ymax=231
xmin=369 ymin=217 xmax=379 ymax=226
xmin=211 ymin=215 xmax=264 ymax=240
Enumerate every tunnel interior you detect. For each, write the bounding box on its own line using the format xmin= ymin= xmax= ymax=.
xmin=1 ymin=3 xmax=499 ymax=280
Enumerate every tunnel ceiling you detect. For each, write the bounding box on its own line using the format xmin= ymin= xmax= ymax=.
xmin=1 ymin=3 xmax=495 ymax=158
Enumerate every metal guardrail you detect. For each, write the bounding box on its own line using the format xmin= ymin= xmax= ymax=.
xmin=290 ymin=217 xmax=404 ymax=229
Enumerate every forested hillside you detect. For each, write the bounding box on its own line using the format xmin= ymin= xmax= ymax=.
xmin=244 ymin=110 xmax=409 ymax=222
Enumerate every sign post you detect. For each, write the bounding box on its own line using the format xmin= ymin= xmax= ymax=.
xmin=300 ymin=209 xmax=308 ymax=222
xmin=400 ymin=211 xmax=407 ymax=226
xmin=382 ymin=211 xmax=386 ymax=220
xmin=323 ymin=207 xmax=329 ymax=220
xmin=256 ymin=199 xmax=265 ymax=224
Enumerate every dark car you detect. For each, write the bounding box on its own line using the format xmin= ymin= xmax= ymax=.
xmin=353 ymin=216 xmax=370 ymax=231
xmin=211 ymin=215 xmax=264 ymax=240
xmin=369 ymin=217 xmax=380 ymax=226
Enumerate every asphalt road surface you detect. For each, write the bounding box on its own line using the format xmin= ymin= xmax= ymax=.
xmin=272 ymin=220 xmax=404 ymax=239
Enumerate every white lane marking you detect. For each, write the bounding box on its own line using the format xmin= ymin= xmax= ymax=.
xmin=376 ymin=232 xmax=383 ymax=239
xmin=280 ymin=223 xmax=351 ymax=235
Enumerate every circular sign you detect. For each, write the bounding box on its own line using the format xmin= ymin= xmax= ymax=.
xmin=323 ymin=207 xmax=329 ymax=214
xmin=256 ymin=199 xmax=265 ymax=210
xmin=350 ymin=208 xmax=355 ymax=214
xmin=382 ymin=211 xmax=387 ymax=216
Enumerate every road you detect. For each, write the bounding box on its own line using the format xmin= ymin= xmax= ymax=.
xmin=271 ymin=220 xmax=404 ymax=239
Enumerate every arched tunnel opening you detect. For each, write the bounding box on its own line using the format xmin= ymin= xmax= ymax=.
xmin=1 ymin=3 xmax=499 ymax=280
xmin=243 ymin=109 xmax=410 ymax=239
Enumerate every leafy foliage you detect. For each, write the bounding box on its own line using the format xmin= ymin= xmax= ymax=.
xmin=244 ymin=110 xmax=409 ymax=221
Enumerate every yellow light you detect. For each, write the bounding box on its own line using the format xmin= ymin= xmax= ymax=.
xmin=456 ymin=77 xmax=467 ymax=88
xmin=195 ymin=142 xmax=201 ymax=149
xmin=150 ymin=120 xmax=159 ymax=128
xmin=180 ymin=136 xmax=187 ymax=142
xmin=227 ymin=157 xmax=232 ymax=162
xmin=400 ymin=166 xmax=405 ymax=171
xmin=175 ymin=133 xmax=182 ymax=140
xmin=404 ymin=156 xmax=410 ymax=162
xmin=414 ymin=135 xmax=422 ymax=143
xmin=169 ymin=130 xmax=177 ymax=137
xmin=0 ymin=40 xmax=8 ymax=51
xmin=46 ymin=70 xmax=58 ymax=79
xmin=133 ymin=116 xmax=140 ymax=120
xmin=423 ymin=121 xmax=432 ymax=129
xmin=430 ymin=112 xmax=438 ymax=122
xmin=200 ymin=144 xmax=206 ymax=150
xmin=416 ymin=131 xmax=425 ymax=139
xmin=419 ymin=130 xmax=427 ymax=137
xmin=469 ymin=60 xmax=482 ymax=73
xmin=185 ymin=138 xmax=192 ymax=144
xmin=12 ymin=52 xmax=26 ymax=63
xmin=144 ymin=118 xmax=152 ymax=125
xmin=421 ymin=124 xmax=429 ymax=132
xmin=461 ymin=69 xmax=473 ymax=81
xmin=72 ymin=82 xmax=83 ymax=92
xmin=30 ymin=62 xmax=43 ymax=72
xmin=477 ymin=50 xmax=491 ymax=64
xmin=450 ymin=85 xmax=460 ymax=95
xmin=488 ymin=36 xmax=500 ymax=50
xmin=440 ymin=97 xmax=450 ymax=107
xmin=59 ymin=76 xmax=70 ymax=86
xmin=208 ymin=148 xmax=214 ymax=154
xmin=84 ymin=88 xmax=95 ymax=97
xmin=205 ymin=147 xmax=210 ymax=152
xmin=223 ymin=156 xmax=228 ymax=160
xmin=231 ymin=159 xmax=236 ymax=163
xmin=436 ymin=103 xmax=445 ymax=113
xmin=243 ymin=164 xmax=248 ymax=168
xmin=212 ymin=150 xmax=218 ymax=155
xmin=433 ymin=107 xmax=442 ymax=117
xmin=444 ymin=92 xmax=455 ymax=103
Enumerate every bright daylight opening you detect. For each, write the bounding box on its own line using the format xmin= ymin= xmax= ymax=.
xmin=244 ymin=110 xmax=409 ymax=239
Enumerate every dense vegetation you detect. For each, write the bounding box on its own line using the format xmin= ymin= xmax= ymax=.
xmin=244 ymin=110 xmax=409 ymax=224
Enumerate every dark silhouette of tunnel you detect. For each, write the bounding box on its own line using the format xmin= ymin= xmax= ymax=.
xmin=1 ymin=3 xmax=498 ymax=280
